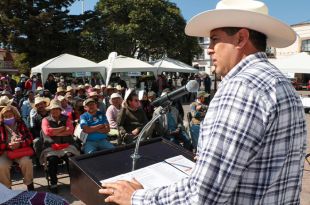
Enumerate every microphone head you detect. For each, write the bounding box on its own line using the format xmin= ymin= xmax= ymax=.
xmin=186 ymin=80 xmax=199 ymax=93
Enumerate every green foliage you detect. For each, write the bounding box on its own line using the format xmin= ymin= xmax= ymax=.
xmin=0 ymin=0 xmax=202 ymax=69
xmin=13 ymin=53 xmax=29 ymax=74
xmin=0 ymin=0 xmax=80 ymax=68
xmin=95 ymin=0 xmax=202 ymax=64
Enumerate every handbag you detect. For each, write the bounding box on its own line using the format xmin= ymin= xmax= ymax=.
xmin=4 ymin=124 xmax=34 ymax=160
xmin=7 ymin=147 xmax=34 ymax=160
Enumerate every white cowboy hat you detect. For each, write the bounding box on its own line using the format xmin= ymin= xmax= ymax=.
xmin=185 ymin=0 xmax=296 ymax=48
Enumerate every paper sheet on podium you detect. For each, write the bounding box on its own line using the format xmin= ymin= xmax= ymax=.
xmin=100 ymin=155 xmax=195 ymax=189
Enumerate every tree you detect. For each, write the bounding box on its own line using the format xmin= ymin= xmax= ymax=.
xmin=0 ymin=0 xmax=83 ymax=67
xmin=95 ymin=0 xmax=202 ymax=64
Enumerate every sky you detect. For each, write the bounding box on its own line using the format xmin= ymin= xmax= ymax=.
xmin=69 ymin=0 xmax=309 ymax=25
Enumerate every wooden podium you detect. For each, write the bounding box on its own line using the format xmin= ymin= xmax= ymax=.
xmin=69 ymin=138 xmax=194 ymax=205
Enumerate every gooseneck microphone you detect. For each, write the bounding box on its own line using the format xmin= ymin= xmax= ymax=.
xmin=151 ymin=80 xmax=199 ymax=107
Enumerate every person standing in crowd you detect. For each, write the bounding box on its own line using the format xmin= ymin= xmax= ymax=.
xmin=203 ymin=74 xmax=211 ymax=94
xmin=41 ymin=100 xmax=79 ymax=193
xmin=0 ymin=106 xmax=34 ymax=190
xmin=44 ymin=74 xmax=57 ymax=95
xmin=6 ymin=74 xmax=17 ymax=93
xmin=21 ymin=91 xmax=35 ymax=128
xmin=17 ymin=74 xmax=27 ymax=93
xmin=117 ymin=91 xmax=149 ymax=144
xmin=190 ymin=91 xmax=209 ymax=149
xmin=25 ymin=75 xmax=42 ymax=92
xmin=99 ymin=0 xmax=307 ymax=204
xmin=106 ymin=93 xmax=123 ymax=137
xmin=13 ymin=87 xmax=23 ymax=106
xmin=80 ymin=98 xmax=114 ymax=154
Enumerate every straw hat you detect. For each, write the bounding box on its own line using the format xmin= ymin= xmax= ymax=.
xmin=83 ymin=98 xmax=95 ymax=106
xmin=77 ymin=85 xmax=85 ymax=90
xmin=57 ymin=96 xmax=66 ymax=102
xmin=1 ymin=90 xmax=12 ymax=98
xmin=185 ymin=0 xmax=296 ymax=48
xmin=56 ymin=87 xmax=65 ymax=93
xmin=94 ymin=85 xmax=101 ymax=90
xmin=46 ymin=99 xmax=62 ymax=110
xmin=197 ymin=91 xmax=210 ymax=98
xmin=66 ymin=86 xmax=73 ymax=92
xmin=0 ymin=96 xmax=13 ymax=107
xmin=101 ymin=84 xmax=106 ymax=88
xmin=89 ymin=91 xmax=98 ymax=97
xmin=34 ymin=97 xmax=50 ymax=106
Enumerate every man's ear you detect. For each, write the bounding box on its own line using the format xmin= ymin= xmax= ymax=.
xmin=236 ymin=28 xmax=250 ymax=49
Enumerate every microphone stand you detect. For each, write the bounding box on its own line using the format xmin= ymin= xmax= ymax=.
xmin=131 ymin=102 xmax=171 ymax=171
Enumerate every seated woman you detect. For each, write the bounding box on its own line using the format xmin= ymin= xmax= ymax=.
xmin=41 ymin=100 xmax=80 ymax=193
xmin=0 ymin=105 xmax=34 ymax=190
xmin=117 ymin=90 xmax=150 ymax=144
xmin=106 ymin=93 xmax=123 ymax=136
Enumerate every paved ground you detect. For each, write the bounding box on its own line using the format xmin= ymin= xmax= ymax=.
xmin=11 ymin=95 xmax=310 ymax=205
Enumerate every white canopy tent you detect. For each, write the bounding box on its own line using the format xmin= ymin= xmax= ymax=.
xmin=269 ymin=52 xmax=310 ymax=74
xmin=98 ymin=55 xmax=156 ymax=73
xmin=153 ymin=57 xmax=198 ymax=74
xmin=98 ymin=55 xmax=156 ymax=85
xmin=31 ymin=53 xmax=106 ymax=83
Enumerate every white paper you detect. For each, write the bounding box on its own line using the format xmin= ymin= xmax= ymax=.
xmin=100 ymin=155 xmax=195 ymax=190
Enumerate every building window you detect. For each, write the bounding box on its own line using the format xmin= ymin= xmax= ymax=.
xmin=301 ymin=39 xmax=310 ymax=52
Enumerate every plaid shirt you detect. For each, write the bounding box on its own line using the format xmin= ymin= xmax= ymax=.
xmin=132 ymin=52 xmax=307 ymax=204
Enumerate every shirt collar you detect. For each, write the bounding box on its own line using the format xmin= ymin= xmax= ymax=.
xmin=219 ymin=52 xmax=268 ymax=87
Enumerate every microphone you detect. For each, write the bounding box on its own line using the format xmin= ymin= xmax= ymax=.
xmin=151 ymin=80 xmax=199 ymax=107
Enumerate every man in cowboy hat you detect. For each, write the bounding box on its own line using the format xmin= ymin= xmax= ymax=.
xmin=30 ymin=97 xmax=50 ymax=164
xmin=99 ymin=0 xmax=306 ymax=204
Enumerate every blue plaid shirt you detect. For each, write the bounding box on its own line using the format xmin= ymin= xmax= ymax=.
xmin=132 ymin=52 xmax=307 ymax=204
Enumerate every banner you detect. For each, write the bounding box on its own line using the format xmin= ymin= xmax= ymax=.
xmin=106 ymin=52 xmax=118 ymax=86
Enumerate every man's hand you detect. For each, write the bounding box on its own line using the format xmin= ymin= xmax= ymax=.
xmin=99 ymin=178 xmax=143 ymax=205
xmin=98 ymin=124 xmax=110 ymax=133
xmin=131 ymin=128 xmax=140 ymax=136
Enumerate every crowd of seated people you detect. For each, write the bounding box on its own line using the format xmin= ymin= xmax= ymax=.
xmin=0 ymin=73 xmax=210 ymax=198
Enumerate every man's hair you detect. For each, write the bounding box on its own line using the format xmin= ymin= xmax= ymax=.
xmin=221 ymin=27 xmax=267 ymax=52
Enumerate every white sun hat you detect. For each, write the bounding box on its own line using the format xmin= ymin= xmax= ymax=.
xmin=185 ymin=0 xmax=296 ymax=48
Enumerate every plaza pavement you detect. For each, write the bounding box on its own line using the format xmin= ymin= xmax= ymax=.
xmin=11 ymin=93 xmax=310 ymax=205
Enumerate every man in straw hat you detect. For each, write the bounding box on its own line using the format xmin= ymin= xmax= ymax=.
xmin=99 ymin=0 xmax=307 ymax=204
xmin=29 ymin=97 xmax=50 ymax=164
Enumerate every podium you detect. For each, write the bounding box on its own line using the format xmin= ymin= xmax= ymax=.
xmin=69 ymin=138 xmax=194 ymax=205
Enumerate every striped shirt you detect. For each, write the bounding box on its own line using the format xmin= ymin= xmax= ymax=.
xmin=132 ymin=52 xmax=307 ymax=204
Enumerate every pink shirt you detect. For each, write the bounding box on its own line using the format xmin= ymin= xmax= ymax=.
xmin=42 ymin=117 xmax=74 ymax=137
xmin=106 ymin=105 xmax=121 ymax=129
